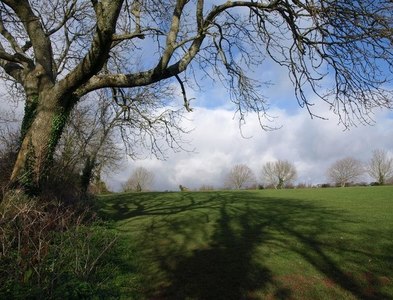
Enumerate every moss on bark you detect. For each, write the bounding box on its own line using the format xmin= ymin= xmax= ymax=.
xmin=20 ymin=95 xmax=39 ymax=141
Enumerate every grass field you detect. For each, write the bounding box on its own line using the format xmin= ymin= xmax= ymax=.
xmin=98 ymin=186 xmax=393 ymax=299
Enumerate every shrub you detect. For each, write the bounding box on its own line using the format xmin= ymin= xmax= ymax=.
xmin=199 ymin=185 xmax=214 ymax=191
xmin=285 ymin=183 xmax=295 ymax=189
xmin=40 ymin=167 xmax=84 ymax=204
xmin=89 ymin=179 xmax=111 ymax=195
xmin=179 ymin=185 xmax=190 ymax=192
xmin=0 ymin=129 xmax=19 ymax=199
xmin=296 ymin=182 xmax=313 ymax=189
xmin=0 ymin=191 xmax=119 ymax=299
xmin=320 ymin=183 xmax=331 ymax=188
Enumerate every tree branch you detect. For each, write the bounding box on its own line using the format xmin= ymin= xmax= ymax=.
xmin=76 ymin=0 xmax=282 ymax=95
xmin=2 ymin=0 xmax=54 ymax=78
xmin=56 ymin=0 xmax=124 ymax=97
xmin=154 ymin=0 xmax=188 ymax=73
xmin=175 ymin=74 xmax=193 ymax=112
xmin=0 ymin=13 xmax=23 ymax=53
xmin=46 ymin=0 xmax=78 ymax=36
xmin=0 ymin=43 xmax=24 ymax=83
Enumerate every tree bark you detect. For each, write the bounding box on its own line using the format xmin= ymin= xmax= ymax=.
xmin=80 ymin=155 xmax=97 ymax=195
xmin=5 ymin=0 xmax=123 ymax=195
xmin=10 ymin=91 xmax=74 ymax=194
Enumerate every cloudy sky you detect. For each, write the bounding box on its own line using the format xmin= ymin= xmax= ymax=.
xmin=102 ymin=34 xmax=393 ymax=192
xmin=105 ymin=87 xmax=393 ymax=192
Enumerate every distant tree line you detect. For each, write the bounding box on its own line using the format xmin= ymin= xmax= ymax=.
xmin=120 ymin=148 xmax=393 ymax=192
xmin=208 ymin=149 xmax=393 ymax=191
xmin=224 ymin=160 xmax=297 ymax=190
xmin=326 ymin=149 xmax=393 ymax=187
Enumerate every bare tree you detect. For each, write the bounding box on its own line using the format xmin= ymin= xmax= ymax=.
xmin=123 ymin=167 xmax=154 ymax=192
xmin=225 ymin=164 xmax=256 ymax=190
xmin=262 ymin=160 xmax=297 ymax=189
xmin=367 ymin=149 xmax=393 ymax=185
xmin=56 ymin=94 xmax=123 ymax=194
xmin=0 ymin=0 xmax=391 ymax=194
xmin=327 ymin=157 xmax=364 ymax=187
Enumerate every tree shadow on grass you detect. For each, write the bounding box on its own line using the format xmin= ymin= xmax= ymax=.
xmin=246 ymin=195 xmax=393 ymax=300
xmin=102 ymin=191 xmax=393 ymax=299
xmin=99 ymin=192 xmax=221 ymax=222
xmin=157 ymin=200 xmax=282 ymax=300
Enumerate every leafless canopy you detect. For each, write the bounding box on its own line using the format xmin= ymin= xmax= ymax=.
xmin=56 ymin=94 xmax=123 ymax=178
xmin=262 ymin=160 xmax=297 ymax=189
xmin=367 ymin=149 xmax=393 ymax=185
xmin=225 ymin=164 xmax=256 ymax=190
xmin=123 ymin=166 xmax=154 ymax=192
xmin=0 ymin=0 xmax=392 ymax=191
xmin=0 ymin=0 xmax=391 ymax=117
xmin=327 ymin=157 xmax=364 ymax=187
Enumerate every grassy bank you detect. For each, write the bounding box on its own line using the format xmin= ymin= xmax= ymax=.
xmin=98 ymin=186 xmax=393 ymax=299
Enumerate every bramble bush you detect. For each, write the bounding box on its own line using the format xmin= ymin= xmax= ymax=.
xmin=0 ymin=191 xmax=119 ymax=299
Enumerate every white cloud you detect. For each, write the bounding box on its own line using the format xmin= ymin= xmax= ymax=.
xmin=105 ymin=105 xmax=393 ymax=191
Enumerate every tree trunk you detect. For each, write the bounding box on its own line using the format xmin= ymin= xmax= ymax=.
xmin=10 ymin=92 xmax=73 ymax=194
xmin=378 ymin=174 xmax=384 ymax=186
xmin=277 ymin=178 xmax=284 ymax=189
xmin=80 ymin=155 xmax=97 ymax=195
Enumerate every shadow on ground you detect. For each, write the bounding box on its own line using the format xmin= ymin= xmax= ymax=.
xmin=100 ymin=192 xmax=393 ymax=300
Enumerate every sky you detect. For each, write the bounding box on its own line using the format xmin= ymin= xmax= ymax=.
xmin=103 ymin=33 xmax=393 ymax=192
xmin=105 ymin=91 xmax=393 ymax=192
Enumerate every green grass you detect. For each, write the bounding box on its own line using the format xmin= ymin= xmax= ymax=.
xmin=98 ymin=186 xmax=393 ymax=299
